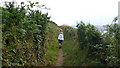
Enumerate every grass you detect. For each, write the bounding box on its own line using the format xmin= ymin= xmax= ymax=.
xmin=62 ymin=39 xmax=96 ymax=66
xmin=43 ymin=43 xmax=58 ymax=66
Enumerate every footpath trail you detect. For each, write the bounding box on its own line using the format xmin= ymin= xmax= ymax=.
xmin=56 ymin=48 xmax=64 ymax=66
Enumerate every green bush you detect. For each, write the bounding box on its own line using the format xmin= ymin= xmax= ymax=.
xmin=2 ymin=1 xmax=59 ymax=66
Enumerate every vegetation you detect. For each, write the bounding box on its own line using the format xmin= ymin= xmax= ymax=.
xmin=62 ymin=21 xmax=120 ymax=66
xmin=104 ymin=23 xmax=120 ymax=66
xmin=42 ymin=22 xmax=59 ymax=65
xmin=62 ymin=23 xmax=102 ymax=66
xmin=1 ymin=1 xmax=59 ymax=66
xmin=60 ymin=25 xmax=79 ymax=66
xmin=1 ymin=1 xmax=120 ymax=67
xmin=60 ymin=25 xmax=77 ymax=40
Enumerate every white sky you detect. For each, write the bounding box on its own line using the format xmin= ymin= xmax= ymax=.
xmin=1 ymin=0 xmax=120 ymax=26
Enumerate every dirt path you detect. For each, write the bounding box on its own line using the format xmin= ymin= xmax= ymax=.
xmin=56 ymin=48 xmax=64 ymax=66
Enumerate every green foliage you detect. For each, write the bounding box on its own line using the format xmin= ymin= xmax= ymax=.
xmin=63 ymin=39 xmax=91 ymax=66
xmin=60 ymin=25 xmax=77 ymax=40
xmin=77 ymin=21 xmax=102 ymax=50
xmin=62 ymin=26 xmax=100 ymax=66
xmin=63 ymin=39 xmax=80 ymax=66
xmin=103 ymin=23 xmax=120 ymax=66
xmin=2 ymin=1 xmax=58 ymax=66
xmin=42 ymin=22 xmax=59 ymax=66
xmin=76 ymin=22 xmax=87 ymax=49
xmin=75 ymin=21 xmax=120 ymax=66
xmin=2 ymin=1 xmax=120 ymax=66
xmin=77 ymin=21 xmax=106 ymax=66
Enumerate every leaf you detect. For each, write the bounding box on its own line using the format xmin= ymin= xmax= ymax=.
xmin=35 ymin=2 xmax=39 ymax=4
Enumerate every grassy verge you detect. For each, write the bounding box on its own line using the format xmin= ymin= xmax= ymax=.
xmin=63 ymin=39 xmax=96 ymax=66
xmin=42 ymin=44 xmax=58 ymax=65
xmin=42 ymin=23 xmax=59 ymax=66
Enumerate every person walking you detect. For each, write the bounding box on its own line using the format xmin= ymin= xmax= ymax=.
xmin=58 ymin=29 xmax=64 ymax=49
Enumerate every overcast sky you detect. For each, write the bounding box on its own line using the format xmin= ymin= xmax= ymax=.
xmin=1 ymin=0 xmax=120 ymax=26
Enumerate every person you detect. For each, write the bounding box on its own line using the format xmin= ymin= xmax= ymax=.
xmin=58 ymin=29 xmax=64 ymax=49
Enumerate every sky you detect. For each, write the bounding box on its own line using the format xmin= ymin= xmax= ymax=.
xmin=1 ymin=0 xmax=120 ymax=26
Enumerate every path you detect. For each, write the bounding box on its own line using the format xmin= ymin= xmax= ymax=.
xmin=56 ymin=48 xmax=64 ymax=66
